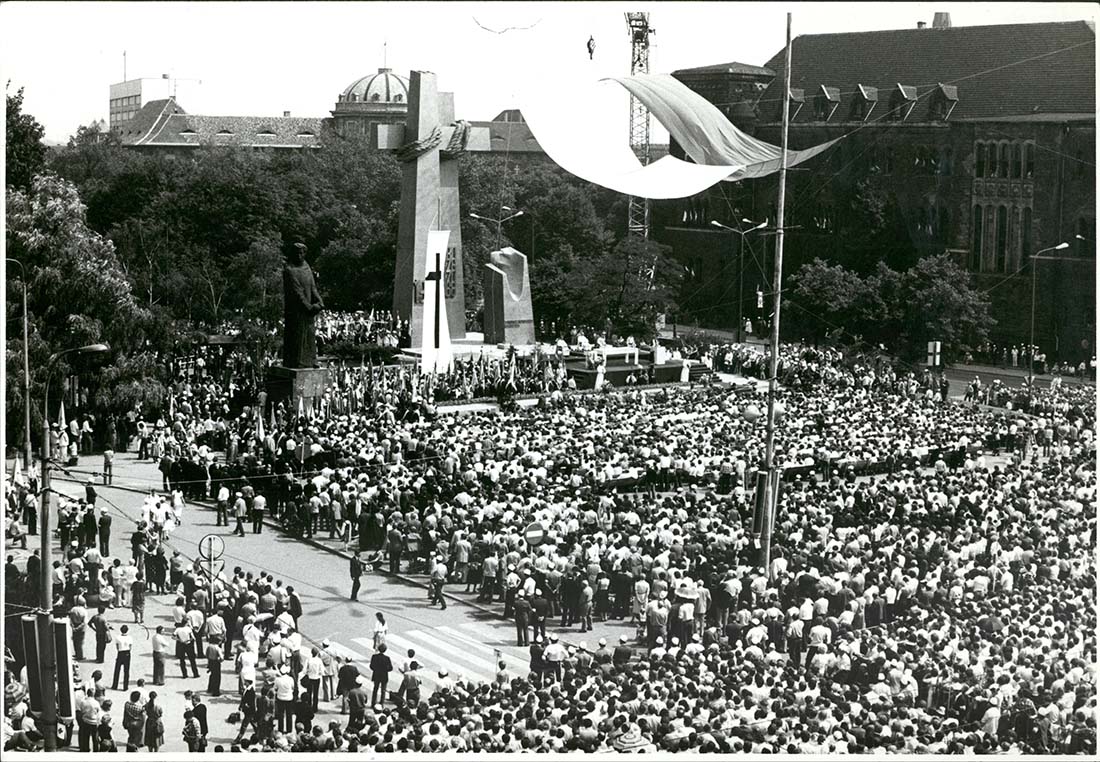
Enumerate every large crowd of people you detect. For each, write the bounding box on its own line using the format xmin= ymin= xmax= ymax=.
xmin=5 ymin=339 xmax=1096 ymax=754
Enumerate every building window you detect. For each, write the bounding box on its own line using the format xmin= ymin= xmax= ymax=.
xmin=394 ymin=94 xmax=404 ymax=103
xmin=1012 ymin=143 xmax=1022 ymax=179
xmin=813 ymin=86 xmax=840 ymax=121
xmin=786 ymin=88 xmax=805 ymax=121
xmin=975 ymin=143 xmax=985 ymax=178
xmin=852 ymin=84 xmax=877 ymax=121
xmin=1022 ymin=208 xmax=1033 ymax=264
xmin=889 ymin=84 xmax=917 ymax=121
xmin=998 ymin=143 xmax=1009 ymax=178
xmin=995 ymin=206 xmax=1008 ymax=272
xmin=1025 ymin=142 xmax=1035 ymax=179
xmin=940 ymin=146 xmax=953 ymax=176
xmin=971 ymin=205 xmax=983 ymax=271
xmin=939 ymin=205 xmax=950 ymax=240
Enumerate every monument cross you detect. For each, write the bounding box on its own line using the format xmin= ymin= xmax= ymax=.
xmin=424 ymin=250 xmax=444 ymax=350
xmin=392 ymin=71 xmax=490 ymax=346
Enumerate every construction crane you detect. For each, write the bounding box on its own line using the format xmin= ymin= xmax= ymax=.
xmin=625 ymin=11 xmax=654 ymax=239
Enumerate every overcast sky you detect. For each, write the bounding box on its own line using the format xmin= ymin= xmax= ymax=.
xmin=2 ymin=1 xmax=1095 ymax=144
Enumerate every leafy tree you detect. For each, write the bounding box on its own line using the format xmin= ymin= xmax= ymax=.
xmin=785 ymin=253 xmax=993 ymax=362
xmin=785 ymin=258 xmax=864 ymax=344
xmin=6 ymin=174 xmax=152 ymax=443
xmin=5 ymin=84 xmax=47 ymax=192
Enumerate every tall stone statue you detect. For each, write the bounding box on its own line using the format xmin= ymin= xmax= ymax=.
xmin=282 ymin=242 xmax=325 ymax=368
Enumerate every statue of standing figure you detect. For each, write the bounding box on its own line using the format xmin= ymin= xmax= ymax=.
xmin=282 ymin=242 xmax=325 ymax=368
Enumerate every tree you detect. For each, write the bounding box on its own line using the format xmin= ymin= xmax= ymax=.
xmin=5 ymin=84 xmax=47 ymax=192
xmin=6 ymin=174 xmax=152 ymax=443
xmin=784 ymin=254 xmax=994 ymax=362
xmin=785 ymin=258 xmax=864 ymax=344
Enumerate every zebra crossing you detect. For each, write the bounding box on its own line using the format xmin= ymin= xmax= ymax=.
xmin=325 ymin=621 xmax=533 ymax=695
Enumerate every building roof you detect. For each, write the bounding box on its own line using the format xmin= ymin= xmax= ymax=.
xmin=673 ymin=61 xmax=776 ymax=78
xmin=757 ymin=20 xmax=1095 ymax=124
xmin=472 ymin=110 xmax=543 ymax=153
xmin=339 ymin=68 xmax=410 ymax=105
xmin=120 ymin=99 xmax=324 ymax=147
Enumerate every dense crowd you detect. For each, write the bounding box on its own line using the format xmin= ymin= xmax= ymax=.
xmin=5 ymin=341 xmax=1095 ymax=753
xmin=317 ymin=311 xmax=405 ymax=350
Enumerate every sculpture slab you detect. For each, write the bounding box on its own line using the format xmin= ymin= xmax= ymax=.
xmin=482 ymin=247 xmax=535 ymax=345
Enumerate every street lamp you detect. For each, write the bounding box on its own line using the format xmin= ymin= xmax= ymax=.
xmin=711 ymin=219 xmax=767 ymax=343
xmin=37 ymin=342 xmax=109 ymax=750
xmin=6 ymin=258 xmax=33 ymax=477
xmin=1028 ymin=243 xmax=1069 ymax=405
xmin=469 ymin=206 xmax=524 ymax=251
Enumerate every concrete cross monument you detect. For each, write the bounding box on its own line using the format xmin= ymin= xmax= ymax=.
xmin=390 ymin=71 xmax=490 ymax=347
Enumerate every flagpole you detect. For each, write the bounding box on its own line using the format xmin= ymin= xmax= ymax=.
xmin=761 ymin=11 xmax=793 ymax=579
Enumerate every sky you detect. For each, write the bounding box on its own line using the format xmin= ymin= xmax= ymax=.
xmin=1 ymin=1 xmax=1095 ymax=144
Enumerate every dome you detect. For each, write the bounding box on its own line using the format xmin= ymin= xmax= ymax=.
xmin=340 ymin=68 xmax=409 ymax=105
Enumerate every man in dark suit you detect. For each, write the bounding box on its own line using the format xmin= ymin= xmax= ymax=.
xmin=350 ymin=551 xmax=363 ymax=601
xmin=368 ymin=644 xmax=392 ymax=707
xmin=513 ymin=592 xmax=532 ymax=646
xmin=97 ymin=510 xmax=112 ymax=556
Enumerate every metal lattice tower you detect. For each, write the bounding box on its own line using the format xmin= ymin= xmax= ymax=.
xmin=625 ymin=11 xmax=654 ymax=239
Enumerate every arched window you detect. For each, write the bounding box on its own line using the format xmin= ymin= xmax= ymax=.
xmin=394 ymin=94 xmax=404 ymax=103
xmin=370 ymin=93 xmax=381 ymax=102
xmin=975 ymin=143 xmax=985 ymax=178
xmin=998 ymin=143 xmax=1009 ymax=178
xmin=971 ymin=205 xmax=984 ymax=271
xmin=1022 ymin=208 xmax=1033 ymax=266
xmin=995 ymin=206 xmax=1008 ymax=272
xmin=1012 ymin=143 xmax=1022 ymax=179
xmin=1025 ymin=142 xmax=1035 ymax=179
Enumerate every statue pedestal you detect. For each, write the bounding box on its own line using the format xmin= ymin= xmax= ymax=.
xmin=265 ymin=366 xmax=329 ymax=410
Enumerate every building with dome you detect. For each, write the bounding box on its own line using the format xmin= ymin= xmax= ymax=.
xmin=110 ymin=65 xmax=546 ymax=159
xmin=331 ymin=67 xmax=410 ymax=147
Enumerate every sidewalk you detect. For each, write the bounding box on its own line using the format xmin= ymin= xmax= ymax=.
xmin=16 ymin=460 xmax=351 ymax=752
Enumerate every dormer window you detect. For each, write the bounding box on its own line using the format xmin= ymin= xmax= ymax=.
xmin=889 ymin=84 xmax=917 ymax=121
xmin=179 ymin=129 xmax=197 ymax=136
xmin=216 ymin=130 xmax=234 ymax=136
xmin=370 ymin=93 xmax=381 ymax=102
xmin=813 ymin=86 xmax=840 ymax=121
xmin=786 ymin=88 xmax=805 ymax=121
xmin=929 ymin=83 xmax=959 ymax=121
xmin=257 ymin=127 xmax=276 ymax=137
xmin=393 ymin=94 xmax=404 ymax=103
xmin=297 ymin=130 xmax=315 ymax=138
xmin=851 ymin=84 xmax=877 ymax=122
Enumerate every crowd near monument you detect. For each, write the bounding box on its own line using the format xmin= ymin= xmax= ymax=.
xmin=3 ymin=7 xmax=1097 ymax=757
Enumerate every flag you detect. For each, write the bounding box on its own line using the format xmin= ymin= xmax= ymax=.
xmin=256 ymin=404 xmax=265 ymax=442
xmin=269 ymin=402 xmax=276 ymax=433
xmin=58 ymin=399 xmax=67 ymax=433
xmin=297 ymin=395 xmax=304 ymax=421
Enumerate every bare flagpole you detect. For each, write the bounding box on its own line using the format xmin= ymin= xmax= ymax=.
xmin=761 ymin=11 xmax=793 ymax=578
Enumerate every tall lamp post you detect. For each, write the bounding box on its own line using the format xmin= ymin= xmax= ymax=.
xmin=1028 ymin=243 xmax=1069 ymax=405
xmin=37 ymin=342 xmax=110 ymax=750
xmin=711 ymin=219 xmax=767 ymax=343
xmin=6 ymin=258 xmax=33 ymax=476
xmin=469 ymin=206 xmax=524 ymax=251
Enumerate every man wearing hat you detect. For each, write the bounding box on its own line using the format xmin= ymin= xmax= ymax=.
xmin=233 ymin=492 xmax=248 ymax=537
xmin=542 ymin=634 xmax=566 ymax=682
xmin=613 ymin=634 xmax=633 ymax=667
xmin=345 ymin=673 xmax=369 ymax=731
xmin=513 ymin=591 xmax=532 ymax=647
xmin=273 ymin=665 xmax=296 ymax=733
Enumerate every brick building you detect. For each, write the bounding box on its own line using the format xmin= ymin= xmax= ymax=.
xmin=654 ymin=17 xmax=1095 ymax=362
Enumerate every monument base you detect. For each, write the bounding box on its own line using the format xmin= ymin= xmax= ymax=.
xmin=265 ymin=366 xmax=330 ymax=409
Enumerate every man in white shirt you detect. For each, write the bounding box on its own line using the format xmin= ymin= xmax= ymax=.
xmin=303 ymin=647 xmax=325 ymax=711
xmin=111 ymin=625 xmax=133 ymax=690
